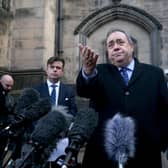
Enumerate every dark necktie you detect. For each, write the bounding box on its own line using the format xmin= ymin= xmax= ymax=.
xmin=51 ymin=84 xmax=56 ymax=105
xmin=120 ymin=67 xmax=129 ymax=85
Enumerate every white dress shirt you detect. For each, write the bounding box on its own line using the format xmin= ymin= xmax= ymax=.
xmin=118 ymin=59 xmax=135 ymax=80
xmin=47 ymin=80 xmax=60 ymax=106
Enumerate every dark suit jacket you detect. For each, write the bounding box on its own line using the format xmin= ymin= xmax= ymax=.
xmin=34 ymin=82 xmax=77 ymax=116
xmin=76 ymin=59 xmax=168 ymax=168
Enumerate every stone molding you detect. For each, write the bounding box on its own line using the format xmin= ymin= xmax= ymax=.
xmin=74 ymin=4 xmax=162 ymax=65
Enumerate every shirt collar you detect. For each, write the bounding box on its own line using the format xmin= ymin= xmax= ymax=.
xmin=47 ymin=79 xmax=60 ymax=87
xmin=118 ymin=59 xmax=135 ymax=72
xmin=127 ymin=59 xmax=135 ymax=71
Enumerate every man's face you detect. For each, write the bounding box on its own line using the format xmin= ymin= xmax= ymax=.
xmin=106 ymin=31 xmax=134 ymax=67
xmin=46 ymin=61 xmax=64 ymax=83
xmin=1 ymin=78 xmax=14 ymax=92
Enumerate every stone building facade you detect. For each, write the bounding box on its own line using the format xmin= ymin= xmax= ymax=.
xmin=0 ymin=0 xmax=168 ymax=166
xmin=0 ymin=0 xmax=168 ymax=88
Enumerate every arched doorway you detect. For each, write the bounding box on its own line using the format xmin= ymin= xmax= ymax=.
xmin=74 ymin=4 xmax=162 ymax=70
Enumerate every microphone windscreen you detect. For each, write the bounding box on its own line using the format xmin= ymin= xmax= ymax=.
xmin=104 ymin=113 xmax=135 ymax=165
xmin=7 ymin=98 xmax=51 ymax=129
xmin=61 ymin=108 xmax=98 ymax=168
xmin=68 ymin=107 xmax=98 ymax=143
xmin=20 ymin=98 xmax=51 ymax=121
xmin=14 ymin=88 xmax=40 ymax=113
xmin=31 ymin=106 xmax=71 ymax=147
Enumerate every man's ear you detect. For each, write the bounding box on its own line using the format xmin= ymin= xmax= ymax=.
xmin=130 ymin=43 xmax=135 ymax=54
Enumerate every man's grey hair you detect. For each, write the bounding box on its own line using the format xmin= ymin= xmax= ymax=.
xmin=105 ymin=28 xmax=134 ymax=45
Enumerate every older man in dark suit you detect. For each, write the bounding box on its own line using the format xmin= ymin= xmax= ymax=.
xmin=76 ymin=29 xmax=168 ymax=168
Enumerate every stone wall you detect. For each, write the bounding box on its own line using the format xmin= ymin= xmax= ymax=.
xmin=0 ymin=0 xmax=56 ymax=90
xmin=1 ymin=0 xmax=168 ymax=86
xmin=0 ymin=0 xmax=168 ymax=167
xmin=63 ymin=0 xmax=168 ymax=83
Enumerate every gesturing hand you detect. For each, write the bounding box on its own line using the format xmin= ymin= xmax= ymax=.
xmin=79 ymin=44 xmax=99 ymax=75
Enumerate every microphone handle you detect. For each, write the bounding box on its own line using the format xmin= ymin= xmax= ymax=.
xmin=16 ymin=146 xmax=35 ymax=168
xmin=61 ymin=142 xmax=79 ymax=168
xmin=61 ymin=150 xmax=73 ymax=168
xmin=61 ymin=165 xmax=68 ymax=168
xmin=119 ymin=162 xmax=124 ymax=168
xmin=0 ymin=125 xmax=11 ymax=135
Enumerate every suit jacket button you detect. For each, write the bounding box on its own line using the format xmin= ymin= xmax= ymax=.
xmin=125 ymin=91 xmax=130 ymax=95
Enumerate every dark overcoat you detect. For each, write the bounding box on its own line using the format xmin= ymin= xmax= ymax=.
xmin=76 ymin=59 xmax=168 ymax=168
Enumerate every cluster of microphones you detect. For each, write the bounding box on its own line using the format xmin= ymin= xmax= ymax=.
xmin=0 ymin=88 xmax=136 ymax=168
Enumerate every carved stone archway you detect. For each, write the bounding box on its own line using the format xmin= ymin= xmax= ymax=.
xmin=74 ymin=4 xmax=162 ymax=67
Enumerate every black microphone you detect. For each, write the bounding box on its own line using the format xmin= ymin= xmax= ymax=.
xmin=14 ymin=88 xmax=40 ymax=113
xmin=104 ymin=113 xmax=136 ymax=168
xmin=0 ymin=88 xmax=40 ymax=134
xmin=61 ymin=107 xmax=98 ymax=168
xmin=31 ymin=106 xmax=73 ymax=147
xmin=1 ymin=90 xmax=51 ymax=133
xmin=15 ymin=106 xmax=73 ymax=168
xmin=8 ymin=98 xmax=51 ymax=128
xmin=15 ymin=97 xmax=51 ymax=123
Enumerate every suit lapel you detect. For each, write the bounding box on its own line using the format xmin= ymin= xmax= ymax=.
xmin=107 ymin=64 xmax=126 ymax=87
xmin=115 ymin=68 xmax=126 ymax=87
xmin=57 ymin=82 xmax=63 ymax=105
xmin=42 ymin=83 xmax=50 ymax=97
xmin=128 ymin=60 xmax=144 ymax=86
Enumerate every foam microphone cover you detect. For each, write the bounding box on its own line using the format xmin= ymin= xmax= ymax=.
xmin=104 ymin=113 xmax=136 ymax=165
xmin=68 ymin=107 xmax=98 ymax=144
xmin=31 ymin=106 xmax=72 ymax=147
xmin=14 ymin=88 xmax=40 ymax=113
